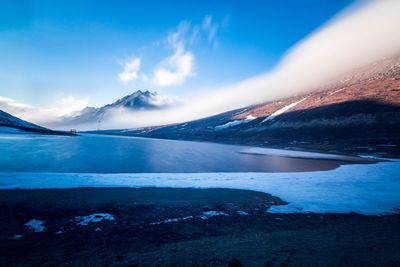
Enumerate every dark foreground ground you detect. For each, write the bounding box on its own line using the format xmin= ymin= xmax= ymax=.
xmin=0 ymin=187 xmax=399 ymax=267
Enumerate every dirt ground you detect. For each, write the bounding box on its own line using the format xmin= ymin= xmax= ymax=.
xmin=0 ymin=187 xmax=399 ymax=267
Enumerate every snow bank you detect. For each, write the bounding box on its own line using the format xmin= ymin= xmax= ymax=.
xmin=25 ymin=219 xmax=45 ymax=232
xmin=150 ymin=211 xmax=228 ymax=225
xmin=1 ymin=159 xmax=400 ymax=215
xmin=150 ymin=216 xmax=194 ymax=225
xmin=11 ymin=234 xmax=24 ymax=239
xmin=199 ymin=211 xmax=228 ymax=219
xmin=74 ymin=213 xmax=115 ymax=226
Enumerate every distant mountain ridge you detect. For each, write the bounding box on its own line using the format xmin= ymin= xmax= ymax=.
xmin=58 ymin=90 xmax=171 ymax=127
xmin=94 ymin=56 xmax=400 ymax=156
xmin=108 ymin=90 xmax=163 ymax=110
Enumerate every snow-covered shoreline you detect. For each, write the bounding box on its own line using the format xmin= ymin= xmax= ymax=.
xmin=0 ymin=159 xmax=399 ymax=215
xmin=239 ymin=147 xmax=374 ymax=162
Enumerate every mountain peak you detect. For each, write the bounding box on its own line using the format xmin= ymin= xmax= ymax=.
xmin=58 ymin=90 xmax=170 ymax=127
xmin=125 ymin=90 xmax=154 ymax=99
xmin=111 ymin=90 xmax=158 ymax=109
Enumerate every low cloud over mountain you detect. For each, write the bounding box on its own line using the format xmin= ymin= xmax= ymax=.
xmin=51 ymin=90 xmax=180 ymax=129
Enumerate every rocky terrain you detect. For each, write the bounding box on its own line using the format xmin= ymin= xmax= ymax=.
xmin=0 ymin=109 xmax=75 ymax=135
xmin=0 ymin=109 xmax=46 ymax=131
xmin=1 ymin=187 xmax=399 ymax=267
xmin=97 ymin=56 xmax=400 ymax=156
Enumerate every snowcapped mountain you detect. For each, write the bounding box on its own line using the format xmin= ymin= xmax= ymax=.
xmin=95 ymin=56 xmax=400 ymax=156
xmin=58 ymin=90 xmax=174 ymax=127
xmin=107 ymin=90 xmax=169 ymax=110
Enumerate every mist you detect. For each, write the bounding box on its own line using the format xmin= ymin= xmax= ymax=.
xmin=75 ymin=0 xmax=399 ymax=131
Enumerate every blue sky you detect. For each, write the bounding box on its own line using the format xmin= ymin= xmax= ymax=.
xmin=0 ymin=0 xmax=355 ymax=109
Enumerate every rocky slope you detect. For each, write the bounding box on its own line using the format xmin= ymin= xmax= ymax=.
xmin=0 ymin=109 xmax=46 ymax=130
xmin=0 ymin=109 xmax=74 ymax=135
xmin=94 ymin=56 xmax=400 ymax=156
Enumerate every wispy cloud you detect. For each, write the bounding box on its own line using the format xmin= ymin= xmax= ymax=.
xmin=57 ymin=96 xmax=89 ymax=115
xmin=94 ymin=0 xmax=400 ymax=130
xmin=153 ymin=22 xmax=196 ymax=87
xmin=119 ymin=15 xmax=224 ymax=88
xmin=0 ymin=96 xmax=32 ymax=112
xmin=10 ymin=0 xmax=399 ymax=132
xmin=202 ymin=15 xmax=218 ymax=46
xmin=117 ymin=57 xmax=141 ymax=83
xmin=0 ymin=95 xmax=88 ymax=125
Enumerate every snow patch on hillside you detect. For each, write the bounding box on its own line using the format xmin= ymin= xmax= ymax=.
xmin=328 ymin=88 xmax=345 ymax=96
xmin=199 ymin=211 xmax=228 ymax=219
xmin=215 ymin=115 xmax=256 ymax=130
xmin=262 ymin=98 xmax=307 ymax=123
xmin=25 ymin=219 xmax=46 ymax=232
xmin=150 ymin=210 xmax=229 ymax=225
xmin=150 ymin=216 xmax=194 ymax=225
xmin=74 ymin=213 xmax=115 ymax=226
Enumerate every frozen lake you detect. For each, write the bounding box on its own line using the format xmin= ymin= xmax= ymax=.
xmin=0 ymin=133 xmax=348 ymax=173
xmin=1 ymin=132 xmax=399 ymax=215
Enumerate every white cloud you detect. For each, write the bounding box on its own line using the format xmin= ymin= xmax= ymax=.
xmin=56 ymin=96 xmax=89 ymax=116
xmin=81 ymin=0 xmax=400 ymax=130
xmin=117 ymin=57 xmax=141 ymax=83
xmin=202 ymin=15 xmax=218 ymax=45
xmin=0 ymin=95 xmax=88 ymax=125
xmin=147 ymin=93 xmax=183 ymax=108
xmin=9 ymin=0 xmax=400 ymax=132
xmin=129 ymin=17 xmax=222 ymax=88
xmin=153 ymin=46 xmax=195 ymax=87
xmin=0 ymin=96 xmax=33 ymax=112
xmin=153 ymin=22 xmax=196 ymax=87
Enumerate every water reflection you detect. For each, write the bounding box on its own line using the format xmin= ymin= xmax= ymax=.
xmin=0 ymin=133 xmax=345 ymax=173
